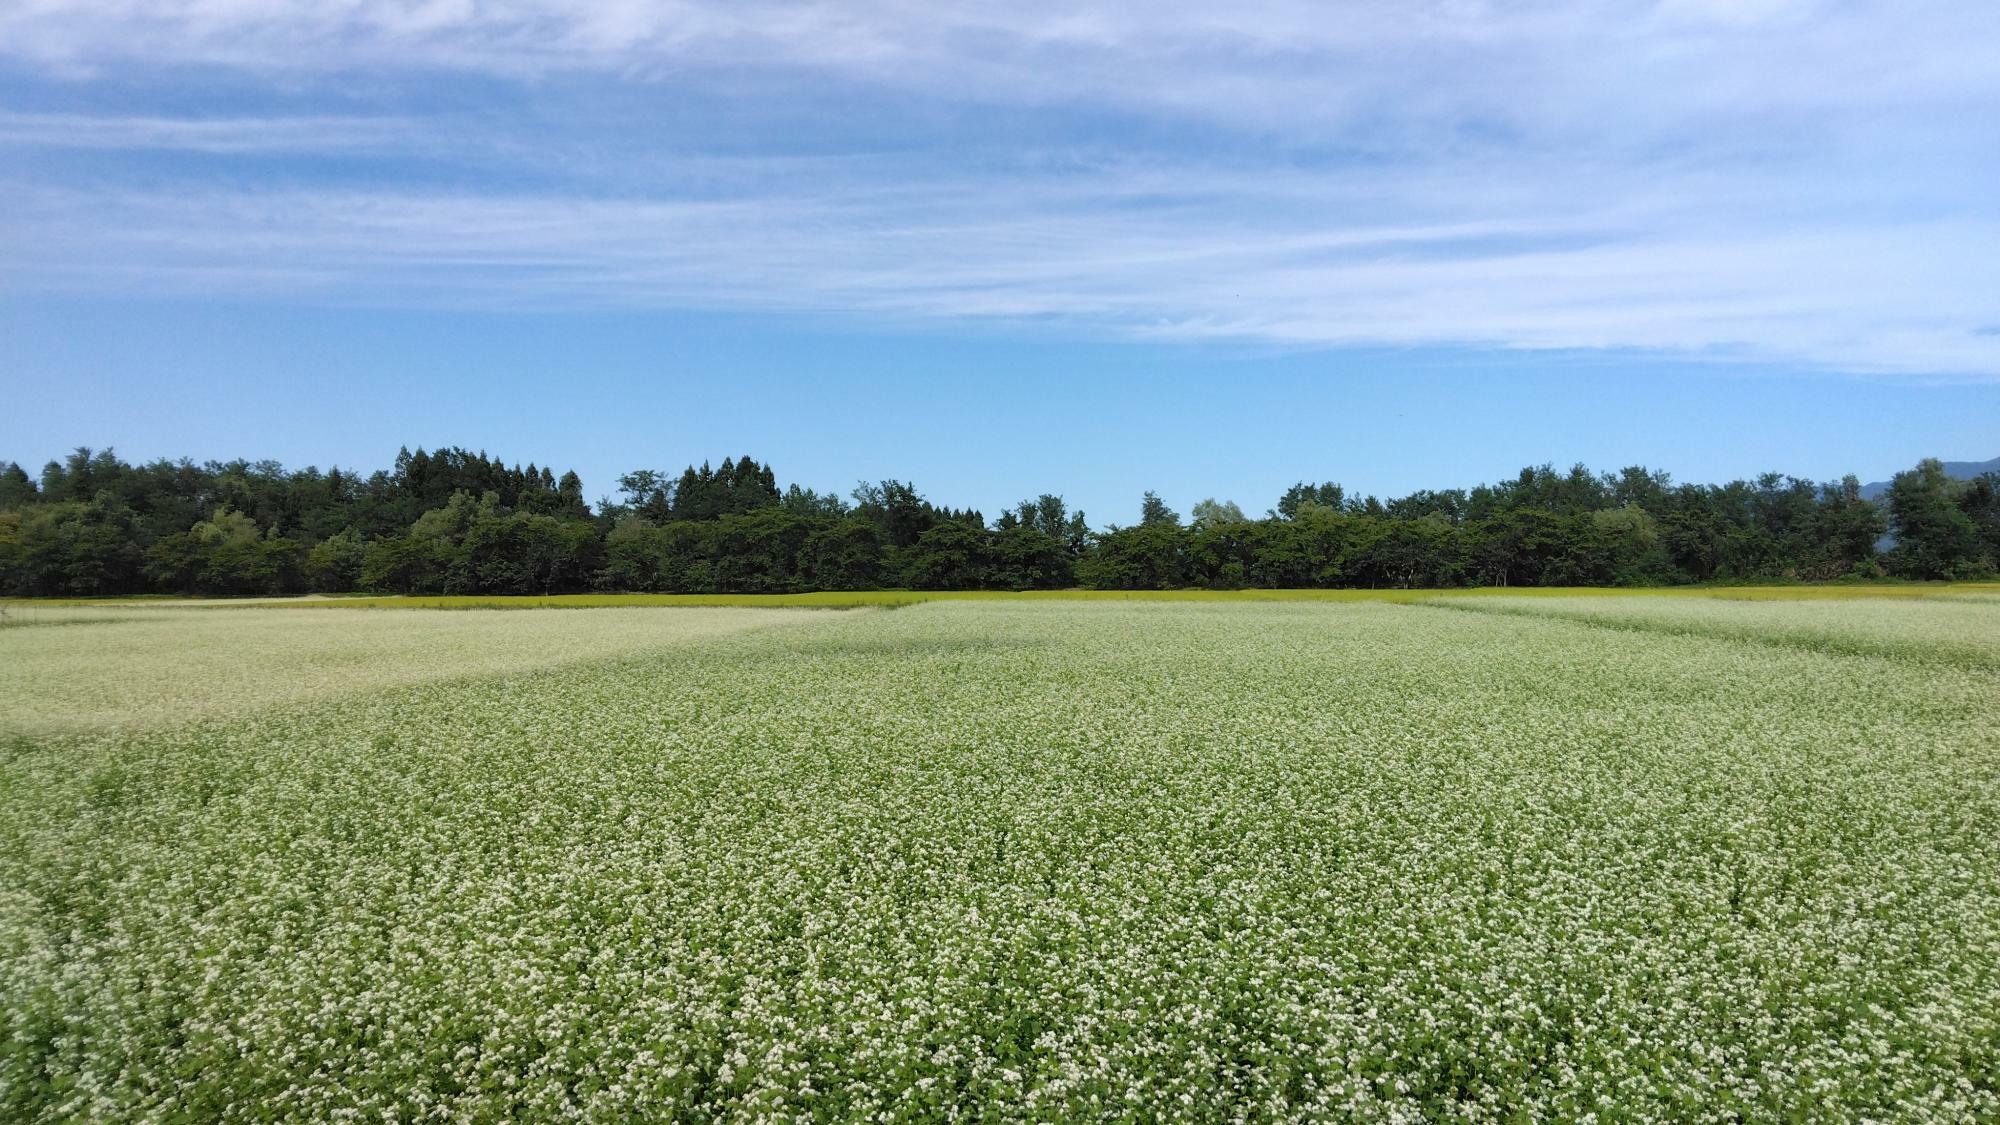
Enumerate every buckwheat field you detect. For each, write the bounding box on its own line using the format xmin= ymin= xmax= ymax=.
xmin=3 ymin=595 xmax=1997 ymax=1122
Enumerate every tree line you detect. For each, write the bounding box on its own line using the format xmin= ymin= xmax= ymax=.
xmin=2 ymin=446 xmax=1994 ymax=598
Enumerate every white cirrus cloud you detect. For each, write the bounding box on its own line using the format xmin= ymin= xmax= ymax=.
xmin=0 ymin=111 xmax=417 ymax=152
xmin=0 ymin=1 xmax=1996 ymax=376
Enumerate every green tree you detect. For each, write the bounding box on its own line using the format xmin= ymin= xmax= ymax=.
xmin=991 ymin=526 xmax=1071 ymax=589
xmin=306 ymin=530 xmax=367 ymax=592
xmin=0 ymin=462 xmax=35 ymax=510
xmin=360 ymin=536 xmax=442 ymax=594
xmin=1275 ymin=481 xmax=1345 ymax=519
xmin=1886 ymin=459 xmax=1985 ymax=578
xmin=1189 ymin=498 xmax=1247 ymax=530
xmin=1138 ymin=491 xmax=1179 ymax=527
xmin=1078 ymin=523 xmax=1190 ymax=589
xmin=1807 ymin=476 xmax=1886 ymax=579
xmin=1963 ymin=474 xmax=2000 ymax=566
xmin=906 ymin=520 xmax=993 ymax=590
xmin=799 ymin=518 xmax=884 ymax=590
xmin=5 ymin=497 xmax=145 ymax=595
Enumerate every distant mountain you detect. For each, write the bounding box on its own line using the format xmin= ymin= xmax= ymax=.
xmin=1860 ymin=456 xmax=2000 ymax=500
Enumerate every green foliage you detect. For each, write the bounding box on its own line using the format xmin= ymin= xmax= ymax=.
xmin=800 ymin=518 xmax=886 ymax=590
xmin=1078 ymin=522 xmax=1189 ymax=589
xmin=359 ymin=535 xmax=442 ymax=595
xmin=0 ymin=446 xmax=597 ymax=597
xmin=1887 ymin=459 xmax=1991 ymax=579
xmin=0 ymin=497 xmax=145 ymax=596
xmin=0 ymin=447 xmax=1989 ymax=598
xmin=610 ymin=456 xmax=784 ymax=523
xmin=1274 ymin=480 xmax=1346 ymax=518
xmin=0 ymin=462 xmax=35 ymax=509
xmin=144 ymin=507 xmax=305 ymax=596
xmin=305 ymin=530 xmax=367 ymax=592
xmin=1189 ymin=497 xmax=1248 ymax=529
xmin=380 ymin=491 xmax=603 ymax=596
xmin=1138 ymin=489 xmax=1179 ymax=527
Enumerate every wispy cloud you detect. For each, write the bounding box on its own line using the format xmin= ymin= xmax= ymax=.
xmin=1 ymin=1 xmax=1996 ymax=376
xmin=7 ymin=2 xmax=1992 ymax=122
xmin=0 ymin=111 xmax=416 ymax=153
xmin=11 ymin=161 xmax=1994 ymax=376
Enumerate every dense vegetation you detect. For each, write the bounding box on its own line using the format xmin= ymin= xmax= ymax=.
xmin=4 ymin=597 xmax=1997 ymax=1119
xmin=2 ymin=446 xmax=1995 ymax=597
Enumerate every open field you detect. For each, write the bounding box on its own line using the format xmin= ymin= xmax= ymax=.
xmin=1435 ymin=592 xmax=2000 ymax=671
xmin=0 ymin=607 xmax=809 ymax=736
xmin=3 ymin=597 xmax=1998 ymax=1120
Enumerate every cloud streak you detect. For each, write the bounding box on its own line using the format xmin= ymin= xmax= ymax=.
xmin=0 ymin=111 xmax=416 ymax=153
xmin=11 ymin=161 xmax=1995 ymax=376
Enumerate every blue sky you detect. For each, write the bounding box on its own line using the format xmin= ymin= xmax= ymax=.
xmin=2 ymin=1 xmax=1996 ymax=524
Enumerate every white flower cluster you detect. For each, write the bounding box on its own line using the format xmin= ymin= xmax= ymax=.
xmin=2 ymin=598 xmax=1996 ymax=1121
xmin=0 ymin=605 xmax=808 ymax=735
xmin=1437 ymin=594 xmax=2000 ymax=671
